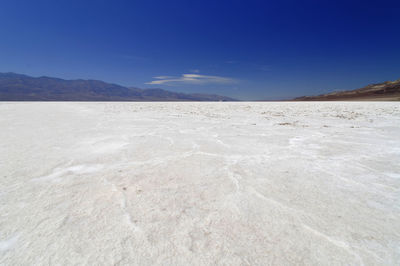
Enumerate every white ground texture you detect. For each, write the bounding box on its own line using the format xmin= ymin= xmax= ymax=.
xmin=1 ymin=102 xmax=400 ymax=265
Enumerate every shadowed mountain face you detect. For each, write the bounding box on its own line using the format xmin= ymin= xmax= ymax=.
xmin=294 ymin=78 xmax=400 ymax=101
xmin=0 ymin=73 xmax=237 ymax=101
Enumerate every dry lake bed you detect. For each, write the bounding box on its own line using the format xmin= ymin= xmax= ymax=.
xmin=1 ymin=102 xmax=400 ymax=265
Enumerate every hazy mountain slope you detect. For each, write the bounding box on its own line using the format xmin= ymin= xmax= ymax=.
xmin=0 ymin=73 xmax=236 ymax=101
xmin=294 ymin=78 xmax=400 ymax=101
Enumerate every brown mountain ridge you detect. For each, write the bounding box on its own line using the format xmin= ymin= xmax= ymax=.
xmin=294 ymin=78 xmax=400 ymax=101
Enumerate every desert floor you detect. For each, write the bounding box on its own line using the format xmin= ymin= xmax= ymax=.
xmin=1 ymin=102 xmax=399 ymax=265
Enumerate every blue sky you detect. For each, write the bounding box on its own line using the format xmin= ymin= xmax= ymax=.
xmin=1 ymin=0 xmax=399 ymax=100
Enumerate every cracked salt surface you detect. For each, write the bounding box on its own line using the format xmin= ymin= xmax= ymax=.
xmin=1 ymin=102 xmax=400 ymax=265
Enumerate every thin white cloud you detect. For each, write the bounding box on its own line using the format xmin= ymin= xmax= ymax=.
xmin=190 ymin=69 xmax=200 ymax=73
xmin=154 ymin=76 xmax=174 ymax=79
xmin=146 ymin=74 xmax=236 ymax=85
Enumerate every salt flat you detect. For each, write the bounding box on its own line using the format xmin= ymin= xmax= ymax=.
xmin=0 ymin=102 xmax=399 ymax=265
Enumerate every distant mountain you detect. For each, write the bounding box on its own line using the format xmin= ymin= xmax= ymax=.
xmin=294 ymin=78 xmax=400 ymax=101
xmin=0 ymin=73 xmax=237 ymax=101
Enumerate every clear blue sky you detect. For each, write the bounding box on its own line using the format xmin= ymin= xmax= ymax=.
xmin=1 ymin=0 xmax=399 ymax=100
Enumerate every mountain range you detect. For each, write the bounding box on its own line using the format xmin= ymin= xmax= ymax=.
xmin=294 ymin=78 xmax=400 ymax=101
xmin=0 ymin=73 xmax=236 ymax=101
xmin=2 ymin=72 xmax=399 ymax=101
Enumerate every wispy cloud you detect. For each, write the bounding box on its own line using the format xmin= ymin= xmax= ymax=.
xmin=146 ymin=74 xmax=236 ymax=85
xmin=154 ymin=76 xmax=174 ymax=79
